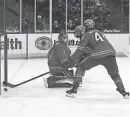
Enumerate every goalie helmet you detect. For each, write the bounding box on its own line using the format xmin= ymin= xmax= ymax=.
xmin=74 ymin=25 xmax=85 ymax=38
xmin=84 ymin=19 xmax=95 ymax=29
xmin=58 ymin=32 xmax=68 ymax=45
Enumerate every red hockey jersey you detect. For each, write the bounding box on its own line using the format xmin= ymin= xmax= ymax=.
xmin=47 ymin=41 xmax=71 ymax=70
xmin=71 ymin=30 xmax=116 ymax=62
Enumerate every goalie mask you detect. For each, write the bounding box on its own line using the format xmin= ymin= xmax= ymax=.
xmin=58 ymin=32 xmax=68 ymax=45
xmin=74 ymin=25 xmax=85 ymax=38
xmin=84 ymin=19 xmax=95 ymax=30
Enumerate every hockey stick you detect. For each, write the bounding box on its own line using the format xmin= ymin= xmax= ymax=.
xmin=3 ymin=71 xmax=50 ymax=88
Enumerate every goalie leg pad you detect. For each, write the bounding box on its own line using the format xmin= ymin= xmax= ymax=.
xmin=46 ymin=76 xmax=73 ymax=88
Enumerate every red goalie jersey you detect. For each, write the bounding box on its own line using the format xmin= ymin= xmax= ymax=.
xmin=71 ymin=30 xmax=116 ymax=62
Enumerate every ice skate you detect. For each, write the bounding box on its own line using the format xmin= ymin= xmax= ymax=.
xmin=116 ymin=88 xmax=130 ymax=98
xmin=66 ymin=87 xmax=77 ymax=98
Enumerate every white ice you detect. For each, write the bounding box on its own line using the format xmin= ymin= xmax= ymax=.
xmin=0 ymin=57 xmax=130 ymax=117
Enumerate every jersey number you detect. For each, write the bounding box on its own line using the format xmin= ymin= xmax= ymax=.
xmin=95 ymin=32 xmax=104 ymax=42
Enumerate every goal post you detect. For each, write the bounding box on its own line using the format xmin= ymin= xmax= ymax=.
xmin=0 ymin=33 xmax=7 ymax=95
xmin=0 ymin=34 xmax=9 ymax=90
xmin=0 ymin=34 xmax=2 ymax=95
xmin=4 ymin=34 xmax=8 ymax=85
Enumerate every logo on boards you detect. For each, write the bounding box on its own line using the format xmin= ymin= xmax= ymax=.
xmin=35 ymin=36 xmax=53 ymax=50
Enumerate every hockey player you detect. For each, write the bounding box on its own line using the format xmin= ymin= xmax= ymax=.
xmin=66 ymin=19 xmax=129 ymax=98
xmin=45 ymin=32 xmax=74 ymax=88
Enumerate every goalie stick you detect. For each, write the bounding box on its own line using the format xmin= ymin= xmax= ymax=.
xmin=3 ymin=71 xmax=50 ymax=88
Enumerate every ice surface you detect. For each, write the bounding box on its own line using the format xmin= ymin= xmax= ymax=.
xmin=0 ymin=57 xmax=130 ymax=117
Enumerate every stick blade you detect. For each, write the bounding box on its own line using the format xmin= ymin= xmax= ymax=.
xmin=3 ymin=81 xmax=15 ymax=88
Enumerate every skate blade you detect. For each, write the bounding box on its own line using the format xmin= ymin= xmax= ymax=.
xmin=66 ymin=93 xmax=75 ymax=98
xmin=123 ymin=94 xmax=129 ymax=99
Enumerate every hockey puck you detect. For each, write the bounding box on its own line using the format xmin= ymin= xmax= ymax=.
xmin=4 ymin=88 xmax=8 ymax=92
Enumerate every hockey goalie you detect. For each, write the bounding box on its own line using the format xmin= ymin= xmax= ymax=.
xmin=44 ymin=32 xmax=74 ymax=88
